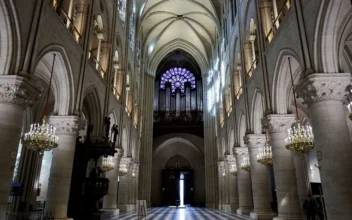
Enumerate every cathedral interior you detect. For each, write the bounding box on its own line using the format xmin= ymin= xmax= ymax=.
xmin=1 ymin=0 xmax=352 ymax=219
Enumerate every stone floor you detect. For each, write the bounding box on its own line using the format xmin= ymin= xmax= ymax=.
xmin=113 ymin=207 xmax=250 ymax=220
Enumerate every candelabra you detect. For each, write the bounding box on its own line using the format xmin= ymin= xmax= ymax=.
xmin=284 ymin=57 xmax=315 ymax=159
xmin=230 ymin=164 xmax=237 ymax=176
xmin=241 ymin=157 xmax=251 ymax=172
xmin=22 ymin=54 xmax=59 ymax=153
xmin=101 ymin=156 xmax=114 ymax=172
xmin=257 ymin=133 xmax=273 ymax=166
xmin=118 ymin=163 xmax=128 ymax=176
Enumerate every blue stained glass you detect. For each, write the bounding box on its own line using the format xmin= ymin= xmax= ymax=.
xmin=159 ymin=67 xmax=196 ymax=94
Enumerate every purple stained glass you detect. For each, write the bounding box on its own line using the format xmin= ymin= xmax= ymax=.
xmin=160 ymin=67 xmax=196 ymax=94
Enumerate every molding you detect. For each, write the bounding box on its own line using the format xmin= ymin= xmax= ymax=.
xmin=296 ymin=73 xmax=352 ymax=105
xmin=0 ymin=75 xmax=41 ymax=107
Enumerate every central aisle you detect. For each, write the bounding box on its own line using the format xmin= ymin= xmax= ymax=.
xmin=113 ymin=207 xmax=250 ymax=220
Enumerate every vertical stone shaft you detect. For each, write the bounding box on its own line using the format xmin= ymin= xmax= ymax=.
xmin=138 ymin=75 xmax=154 ymax=206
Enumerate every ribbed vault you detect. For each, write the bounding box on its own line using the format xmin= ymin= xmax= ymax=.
xmin=139 ymin=0 xmax=220 ymax=75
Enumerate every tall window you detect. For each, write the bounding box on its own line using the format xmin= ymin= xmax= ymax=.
xmin=129 ymin=0 xmax=136 ymax=51
xmin=118 ymin=0 xmax=126 ymax=25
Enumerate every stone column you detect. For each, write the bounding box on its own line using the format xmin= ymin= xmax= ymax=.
xmin=234 ymin=147 xmax=253 ymax=215
xmin=117 ymin=157 xmax=134 ymax=212
xmin=226 ymin=154 xmax=239 ymax=212
xmin=260 ymin=0 xmax=274 ymax=41
xmin=243 ymin=43 xmax=253 ymax=77
xmin=73 ymin=0 xmax=89 ymax=42
xmin=0 ymin=76 xmax=39 ymax=219
xmin=262 ymin=114 xmax=303 ymax=219
xmin=95 ymin=33 xmax=104 ymax=71
xmin=245 ymin=134 xmax=275 ymax=220
xmin=138 ymin=75 xmax=154 ymax=206
xmin=45 ymin=116 xmax=85 ymax=219
xmin=296 ymin=73 xmax=352 ymax=220
xmin=272 ymin=0 xmax=279 ymax=28
xmin=102 ymin=148 xmax=123 ymax=216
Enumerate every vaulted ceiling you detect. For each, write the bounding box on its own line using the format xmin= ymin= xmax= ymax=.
xmin=138 ymin=0 xmax=220 ymax=74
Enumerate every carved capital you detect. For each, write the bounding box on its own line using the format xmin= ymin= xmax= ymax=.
xmin=296 ymin=73 xmax=351 ymax=105
xmin=225 ymin=154 xmax=236 ymax=165
xmin=262 ymin=114 xmax=296 ymax=134
xmin=115 ymin=147 xmax=124 ymax=158
xmin=217 ymin=160 xmax=225 ymax=167
xmin=244 ymin=134 xmax=266 ymax=148
xmin=234 ymin=147 xmax=249 ymax=158
xmin=120 ymin=157 xmax=132 ymax=167
xmin=0 ymin=75 xmax=41 ymax=108
xmin=49 ymin=115 xmax=86 ymax=135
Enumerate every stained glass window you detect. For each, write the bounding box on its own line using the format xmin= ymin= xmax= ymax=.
xmin=129 ymin=0 xmax=135 ymax=51
xmin=118 ymin=0 xmax=126 ymax=25
xmin=160 ymin=68 xmax=196 ymax=94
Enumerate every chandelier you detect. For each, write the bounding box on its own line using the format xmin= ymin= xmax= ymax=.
xmin=118 ymin=163 xmax=128 ymax=176
xmin=101 ymin=156 xmax=114 ymax=172
xmin=284 ymin=57 xmax=314 ymax=158
xmin=257 ymin=132 xmax=273 ymax=166
xmin=230 ymin=164 xmax=237 ymax=176
xmin=22 ymin=54 xmax=59 ymax=153
xmin=241 ymin=157 xmax=251 ymax=172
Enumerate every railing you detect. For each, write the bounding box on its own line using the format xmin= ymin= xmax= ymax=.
xmin=49 ymin=0 xmax=82 ymax=45
xmin=265 ymin=0 xmax=291 ymax=43
xmin=84 ymin=178 xmax=109 ymax=196
xmin=235 ymin=86 xmax=243 ymax=100
xmin=89 ymin=51 xmax=106 ymax=79
xmin=246 ymin=58 xmax=259 ymax=77
xmin=36 ymin=212 xmax=55 ymax=220
xmin=226 ymin=106 xmax=233 ymax=117
xmin=113 ymin=87 xmax=120 ymax=100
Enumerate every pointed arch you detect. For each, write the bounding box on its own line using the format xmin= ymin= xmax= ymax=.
xmin=251 ymin=89 xmax=264 ymax=134
xmin=34 ymin=46 xmax=75 ymax=115
xmin=82 ymin=86 xmax=102 ymax=136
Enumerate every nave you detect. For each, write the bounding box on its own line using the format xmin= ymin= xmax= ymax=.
xmin=114 ymin=207 xmax=249 ymax=220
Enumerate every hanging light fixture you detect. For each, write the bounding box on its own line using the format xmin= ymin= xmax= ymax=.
xmin=284 ymin=57 xmax=314 ymax=158
xmin=101 ymin=156 xmax=114 ymax=172
xmin=118 ymin=163 xmax=128 ymax=176
xmin=241 ymin=156 xmax=251 ymax=172
xmin=230 ymin=163 xmax=237 ymax=176
xmin=22 ymin=54 xmax=59 ymax=153
xmin=257 ymin=131 xmax=273 ymax=166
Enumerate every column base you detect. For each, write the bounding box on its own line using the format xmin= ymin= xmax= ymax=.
xmin=273 ymin=215 xmax=303 ymax=220
xmin=205 ymin=203 xmax=216 ymax=209
xmin=237 ymin=207 xmax=252 ymax=215
xmin=230 ymin=204 xmax=239 ymax=212
xmin=250 ymin=211 xmax=276 ymax=220
xmin=100 ymin=209 xmax=120 ymax=219
xmin=116 ymin=204 xmax=135 ymax=212
xmin=220 ymin=204 xmax=231 ymax=212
